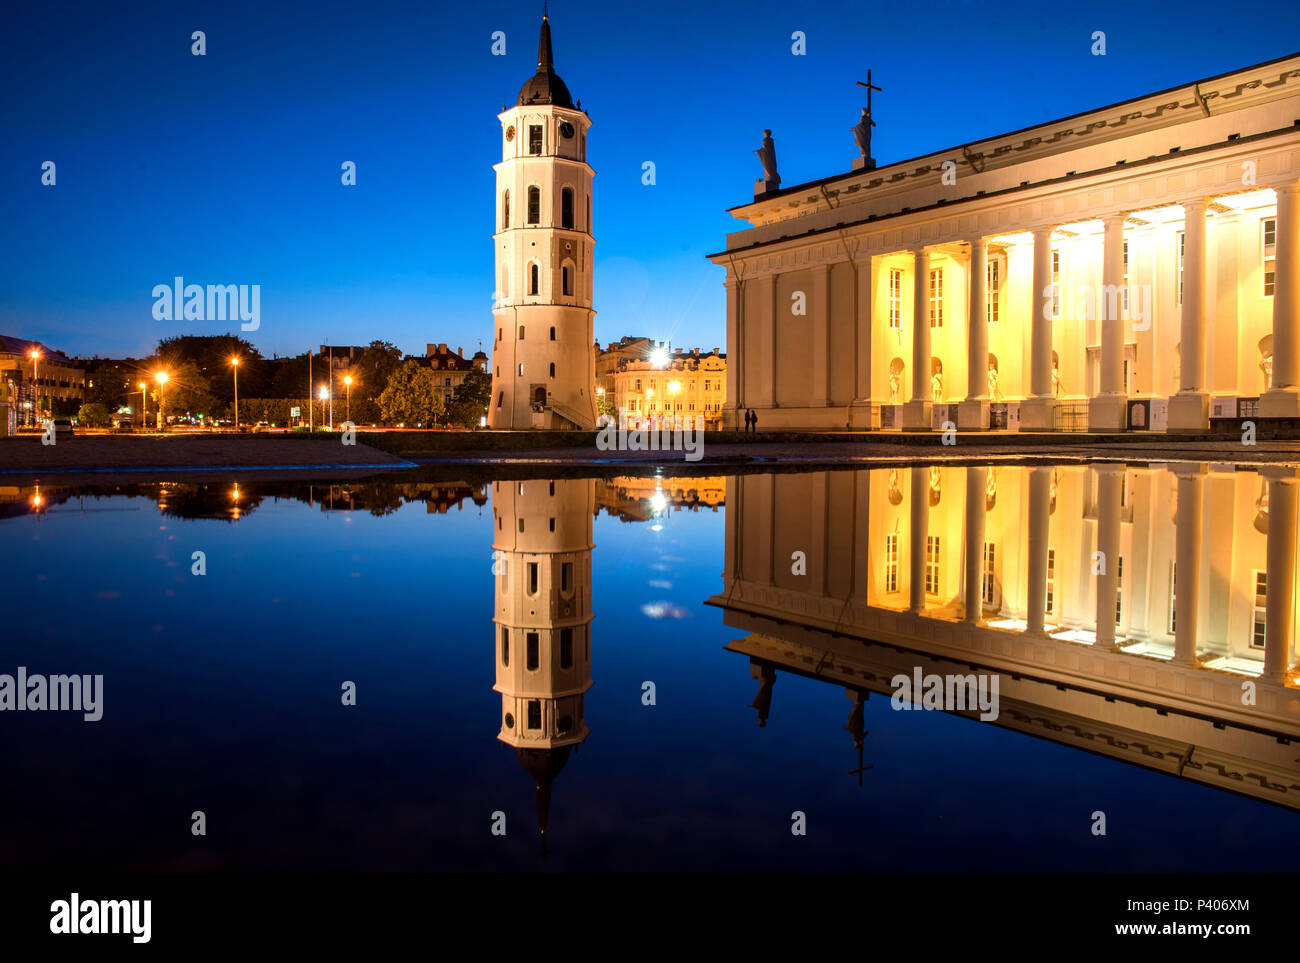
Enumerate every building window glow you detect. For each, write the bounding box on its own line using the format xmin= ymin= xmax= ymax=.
xmin=888 ymin=269 xmax=903 ymax=329
xmin=987 ymin=258 xmax=1001 ymax=323
xmin=1177 ymin=231 xmax=1185 ymax=306
xmin=1046 ymin=548 xmax=1055 ymax=616
xmin=1050 ymin=250 xmax=1061 ymax=318
xmin=1264 ymin=218 xmax=1277 ymax=297
xmin=1252 ymin=571 xmax=1267 ymax=648
xmin=982 ymin=542 xmax=996 ymax=607
xmin=929 ymin=267 xmax=944 ymax=328
xmin=528 ymin=125 xmax=542 ymax=155
xmin=925 ymin=535 xmax=941 ymax=596
xmin=884 ymin=533 xmax=899 ymax=593
xmin=1168 ymin=561 xmax=1177 ymax=635
xmin=527 ymin=186 xmax=540 ymax=224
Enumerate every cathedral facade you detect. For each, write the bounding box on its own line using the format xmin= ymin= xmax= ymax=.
xmin=709 ymin=53 xmax=1300 ymax=432
xmin=489 ymin=14 xmax=597 ymax=430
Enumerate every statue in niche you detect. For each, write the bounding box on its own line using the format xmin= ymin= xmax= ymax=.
xmin=929 ymin=466 xmax=942 ymax=496
xmin=888 ymin=370 xmax=901 ymax=404
xmin=887 ymin=469 xmax=903 ymax=505
xmin=1261 ymin=351 xmax=1274 ymax=392
xmin=931 ymin=369 xmax=943 ymax=403
xmin=1051 ymin=360 xmax=1062 ymax=398
xmin=988 ymin=364 xmax=1002 ymax=402
xmin=754 ymin=130 xmax=780 ymax=188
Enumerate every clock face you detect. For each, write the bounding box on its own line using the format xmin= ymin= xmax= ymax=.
xmin=505 ymin=126 xmax=515 ymax=141
xmin=560 ymin=122 xmax=575 ymax=139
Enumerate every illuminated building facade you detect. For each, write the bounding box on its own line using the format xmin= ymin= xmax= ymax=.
xmin=709 ymin=54 xmax=1300 ymax=432
xmin=710 ymin=465 xmax=1300 ymax=808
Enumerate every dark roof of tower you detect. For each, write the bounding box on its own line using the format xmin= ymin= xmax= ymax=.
xmin=516 ymin=15 xmax=574 ymax=109
xmin=516 ymin=745 xmax=573 ymax=836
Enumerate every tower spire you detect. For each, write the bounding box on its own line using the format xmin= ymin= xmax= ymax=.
xmin=538 ymin=8 xmax=553 ymax=70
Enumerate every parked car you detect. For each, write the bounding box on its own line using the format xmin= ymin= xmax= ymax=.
xmin=52 ymin=418 xmax=74 ymax=437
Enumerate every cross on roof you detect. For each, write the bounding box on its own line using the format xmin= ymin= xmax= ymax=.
xmin=856 ymin=68 xmax=882 ymax=116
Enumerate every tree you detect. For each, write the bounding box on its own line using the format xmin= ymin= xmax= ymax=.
xmin=157 ymin=334 xmax=266 ymax=404
xmin=84 ymin=362 xmax=132 ymax=410
xmin=446 ymin=366 xmax=492 ymax=428
xmin=161 ymin=361 xmax=216 ymax=421
xmin=353 ymin=341 xmax=403 ymax=406
xmin=77 ymin=402 xmax=112 ymax=427
xmin=378 ymin=360 xmax=444 ymax=426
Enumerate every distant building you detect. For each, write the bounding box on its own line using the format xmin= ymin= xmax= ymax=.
xmin=0 ymin=336 xmax=85 ymax=426
xmin=410 ymin=344 xmax=489 ymax=406
xmin=597 ymin=341 xmax=726 ymax=428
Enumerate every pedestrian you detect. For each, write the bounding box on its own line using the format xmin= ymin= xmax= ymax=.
xmin=750 ymin=409 xmax=758 ymax=433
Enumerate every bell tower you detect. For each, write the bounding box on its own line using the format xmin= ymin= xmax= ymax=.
xmin=490 ymin=12 xmax=597 ymax=430
xmin=491 ymin=478 xmax=595 ymax=835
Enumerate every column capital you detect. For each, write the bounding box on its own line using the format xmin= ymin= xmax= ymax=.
xmin=1265 ymin=177 xmax=1300 ymax=195
xmin=1260 ymin=466 xmax=1300 ymax=482
xmin=1092 ymin=462 xmax=1126 ymax=476
xmin=1031 ymin=225 xmax=1055 ymax=240
xmin=1102 ymin=211 xmax=1130 ymax=225
xmin=966 ymin=235 xmax=988 ymax=249
xmin=1181 ymin=196 xmax=1210 ymax=215
xmin=1170 ymin=462 xmax=1209 ymax=478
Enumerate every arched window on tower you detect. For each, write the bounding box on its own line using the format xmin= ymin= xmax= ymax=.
xmin=502 ymin=189 xmax=509 ymax=230
xmin=549 ymin=362 xmax=556 ymax=379
xmin=562 ymin=265 xmax=572 ymax=297
xmin=527 ymin=186 xmax=540 ymax=224
xmin=561 ymin=187 xmax=574 ymax=229
xmin=529 ymin=262 xmax=539 ymax=295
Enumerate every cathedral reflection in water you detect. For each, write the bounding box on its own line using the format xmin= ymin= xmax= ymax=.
xmin=708 ymin=463 xmax=1300 ymax=810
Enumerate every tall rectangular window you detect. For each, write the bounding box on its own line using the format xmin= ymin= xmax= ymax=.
xmin=527 ymin=562 xmax=538 ymax=595
xmin=501 ymin=628 xmax=509 ymax=667
xmin=1045 ymin=548 xmax=1056 ymax=616
xmin=527 ymin=699 xmax=541 ymax=729
xmin=981 ymin=542 xmax=996 ymax=607
xmin=1177 ymin=231 xmax=1185 ymax=306
xmin=1115 ymin=557 xmax=1124 ymax=627
xmin=526 ymin=632 xmax=540 ymax=671
xmin=884 ymin=534 xmax=899 ymax=593
xmin=1122 ymin=239 xmax=1130 ymax=313
xmin=1050 ymin=250 xmax=1061 ymax=318
xmin=928 ymin=267 xmax=944 ymax=327
xmin=987 ymin=259 xmax=1001 ymax=323
xmin=528 ymin=125 xmax=542 ymax=155
xmin=925 ymin=535 xmax=941 ymax=596
xmin=560 ymin=628 xmax=573 ymax=669
xmin=889 ymin=269 xmax=903 ymax=329
xmin=561 ymin=562 xmax=572 ymax=593
xmin=1264 ymin=218 xmax=1277 ymax=297
xmin=1252 ymin=571 xmax=1267 ymax=649
xmin=1168 ymin=561 xmax=1177 ymax=635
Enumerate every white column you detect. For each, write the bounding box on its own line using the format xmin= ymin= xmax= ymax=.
xmin=1169 ymin=199 xmax=1209 ymax=431
xmin=1261 ymin=182 xmax=1300 ymax=417
xmin=1089 ymin=214 xmax=1128 ymax=431
xmin=1094 ymin=464 xmax=1123 ymax=650
xmin=1021 ymin=227 xmax=1057 ymax=430
xmin=1026 ymin=467 xmax=1051 ymax=633
xmin=725 ymin=271 xmax=741 ymax=430
xmin=1262 ymin=467 xmax=1298 ymax=684
xmin=958 ymin=237 xmax=990 ymax=430
xmin=902 ymin=248 xmax=933 ymax=429
xmin=964 ymin=466 xmax=987 ymax=623
xmin=811 ymin=265 xmax=830 ymax=407
xmin=1171 ymin=464 xmax=1206 ymax=665
xmin=909 ymin=466 xmax=929 ymax=613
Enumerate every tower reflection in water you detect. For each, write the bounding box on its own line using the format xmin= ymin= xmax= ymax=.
xmin=491 ymin=478 xmax=595 ymax=836
xmin=709 ymin=463 xmax=1300 ymax=810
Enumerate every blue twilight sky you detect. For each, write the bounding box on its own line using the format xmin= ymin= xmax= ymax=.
xmin=1 ymin=0 xmax=1298 ymax=360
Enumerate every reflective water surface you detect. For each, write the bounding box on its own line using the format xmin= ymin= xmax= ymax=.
xmin=3 ymin=463 xmax=1298 ymax=871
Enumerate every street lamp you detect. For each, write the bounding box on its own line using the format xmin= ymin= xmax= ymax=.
xmin=28 ymin=348 xmax=41 ymax=426
xmin=230 ymin=357 xmax=240 ymax=430
xmin=138 ymin=381 xmax=147 ymax=429
xmin=319 ymin=385 xmax=331 ymax=431
xmin=343 ymin=375 xmax=352 ymax=422
xmin=156 ymin=371 xmax=168 ymax=430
